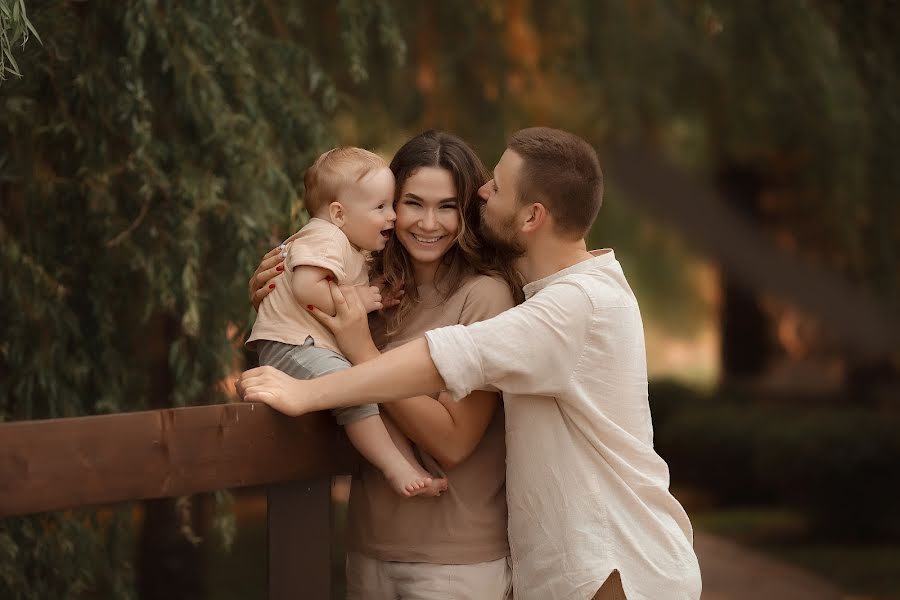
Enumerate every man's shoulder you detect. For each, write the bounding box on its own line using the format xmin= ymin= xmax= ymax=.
xmin=558 ymin=267 xmax=636 ymax=310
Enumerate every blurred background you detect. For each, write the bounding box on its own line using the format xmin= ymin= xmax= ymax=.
xmin=2 ymin=1 xmax=898 ymax=598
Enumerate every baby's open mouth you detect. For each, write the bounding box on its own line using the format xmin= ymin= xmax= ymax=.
xmin=381 ymin=228 xmax=393 ymax=239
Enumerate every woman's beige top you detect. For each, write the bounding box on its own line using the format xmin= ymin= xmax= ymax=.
xmin=247 ymin=218 xmax=368 ymax=354
xmin=425 ymin=250 xmax=702 ymax=600
xmin=347 ymin=274 xmax=515 ymax=564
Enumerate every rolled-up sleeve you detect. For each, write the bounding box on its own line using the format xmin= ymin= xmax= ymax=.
xmin=425 ymin=281 xmax=593 ymax=401
xmin=425 ymin=325 xmax=484 ymax=400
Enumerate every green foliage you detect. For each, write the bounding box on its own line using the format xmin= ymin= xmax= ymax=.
xmin=653 ymin=388 xmax=773 ymax=504
xmin=757 ymin=410 xmax=900 ymax=538
xmin=4 ymin=0 xmax=899 ymax=593
xmin=0 ymin=509 xmax=135 ymax=599
xmin=351 ymin=0 xmax=900 ymax=325
xmin=1 ymin=1 xmax=404 ymax=596
xmin=653 ymin=383 xmax=900 ymax=539
xmin=0 ymin=0 xmax=40 ymax=83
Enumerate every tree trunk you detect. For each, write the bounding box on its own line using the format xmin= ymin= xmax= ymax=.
xmin=137 ymin=497 xmax=206 ymax=600
xmin=715 ymin=163 xmax=772 ymax=378
xmin=136 ymin=313 xmax=207 ymax=600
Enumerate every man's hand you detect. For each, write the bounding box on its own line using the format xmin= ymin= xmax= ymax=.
xmin=357 ymin=284 xmax=384 ymax=313
xmin=234 ymin=366 xmax=312 ymax=416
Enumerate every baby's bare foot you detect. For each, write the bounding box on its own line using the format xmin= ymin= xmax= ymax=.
xmin=386 ymin=463 xmax=449 ymax=498
xmin=412 ymin=476 xmax=449 ymax=498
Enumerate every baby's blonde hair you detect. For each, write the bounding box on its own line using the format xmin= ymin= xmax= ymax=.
xmin=303 ymin=147 xmax=387 ymax=214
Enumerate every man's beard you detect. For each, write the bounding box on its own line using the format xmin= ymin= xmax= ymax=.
xmin=480 ymin=204 xmax=526 ymax=259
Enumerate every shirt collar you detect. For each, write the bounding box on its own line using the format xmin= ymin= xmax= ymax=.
xmin=522 ymin=249 xmax=615 ymax=299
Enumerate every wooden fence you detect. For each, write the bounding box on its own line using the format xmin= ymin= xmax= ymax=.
xmin=0 ymin=402 xmax=357 ymax=599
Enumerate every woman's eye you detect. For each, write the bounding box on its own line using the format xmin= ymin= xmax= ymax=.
xmin=377 ymin=204 xmax=385 ymax=209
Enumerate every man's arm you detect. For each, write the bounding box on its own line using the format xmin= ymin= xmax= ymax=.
xmin=236 ymin=281 xmax=593 ymax=415
xmin=424 ymin=280 xmax=593 ymax=400
xmin=235 ymin=338 xmax=445 ymax=416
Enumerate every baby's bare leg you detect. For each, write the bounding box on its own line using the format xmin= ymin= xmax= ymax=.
xmin=381 ymin=414 xmax=423 ymax=473
xmin=345 ymin=415 xmax=447 ymax=497
xmin=382 ymin=413 xmax=448 ymax=495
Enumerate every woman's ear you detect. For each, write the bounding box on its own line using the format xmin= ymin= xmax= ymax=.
xmin=329 ymin=202 xmax=346 ymax=227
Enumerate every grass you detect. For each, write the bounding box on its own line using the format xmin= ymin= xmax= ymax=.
xmin=693 ymin=506 xmax=900 ymax=600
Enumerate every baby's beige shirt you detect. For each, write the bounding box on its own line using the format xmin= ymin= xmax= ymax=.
xmin=247 ymin=218 xmax=368 ymax=354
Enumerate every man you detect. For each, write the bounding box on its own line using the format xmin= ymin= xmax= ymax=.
xmin=236 ymin=128 xmax=702 ymax=599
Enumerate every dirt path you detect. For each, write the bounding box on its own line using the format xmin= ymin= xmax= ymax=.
xmin=696 ymin=531 xmax=844 ymax=600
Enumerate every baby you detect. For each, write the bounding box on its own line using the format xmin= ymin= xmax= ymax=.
xmin=247 ymin=147 xmax=446 ymax=497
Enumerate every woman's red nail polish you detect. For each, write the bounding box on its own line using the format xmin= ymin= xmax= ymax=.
xmin=306 ymin=305 xmax=314 ymax=311
xmin=276 ymin=265 xmax=284 ymax=272
xmin=269 ymin=283 xmax=276 ymax=289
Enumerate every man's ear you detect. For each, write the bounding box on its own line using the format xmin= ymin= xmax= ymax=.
xmin=521 ymin=202 xmax=548 ymax=234
xmin=329 ymin=202 xmax=346 ymax=227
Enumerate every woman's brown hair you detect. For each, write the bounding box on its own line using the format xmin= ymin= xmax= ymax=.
xmin=371 ymin=130 xmax=523 ymax=336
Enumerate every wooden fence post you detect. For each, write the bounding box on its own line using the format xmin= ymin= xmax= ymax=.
xmin=267 ymin=478 xmax=334 ymax=600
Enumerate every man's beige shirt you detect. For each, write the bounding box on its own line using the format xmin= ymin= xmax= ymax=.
xmin=247 ymin=218 xmax=368 ymax=354
xmin=425 ymin=250 xmax=702 ymax=600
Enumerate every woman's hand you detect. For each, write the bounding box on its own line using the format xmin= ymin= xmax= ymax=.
xmin=249 ymin=245 xmax=286 ymax=311
xmin=307 ymin=281 xmax=381 ymax=364
xmin=235 ymin=366 xmax=311 ymax=416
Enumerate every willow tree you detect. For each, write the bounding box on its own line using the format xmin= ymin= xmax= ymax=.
xmin=0 ymin=1 xmax=402 ymax=598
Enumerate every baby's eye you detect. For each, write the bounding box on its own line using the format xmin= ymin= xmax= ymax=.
xmin=377 ymin=204 xmax=385 ymax=209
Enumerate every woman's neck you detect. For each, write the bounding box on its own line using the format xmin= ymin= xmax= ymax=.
xmin=412 ymin=260 xmax=441 ymax=287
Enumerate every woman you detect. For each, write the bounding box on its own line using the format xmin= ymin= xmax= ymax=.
xmin=249 ymin=130 xmax=521 ymax=599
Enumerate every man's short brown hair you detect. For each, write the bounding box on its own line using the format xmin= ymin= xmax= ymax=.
xmin=507 ymin=127 xmax=603 ymax=239
xmin=303 ymin=147 xmax=387 ymax=214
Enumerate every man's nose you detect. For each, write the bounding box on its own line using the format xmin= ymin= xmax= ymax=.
xmin=478 ymin=182 xmax=491 ymax=201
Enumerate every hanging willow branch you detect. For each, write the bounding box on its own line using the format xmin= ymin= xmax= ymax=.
xmin=0 ymin=0 xmax=41 ymax=83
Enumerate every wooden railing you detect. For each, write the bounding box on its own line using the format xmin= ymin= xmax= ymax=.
xmin=0 ymin=403 xmax=357 ymax=599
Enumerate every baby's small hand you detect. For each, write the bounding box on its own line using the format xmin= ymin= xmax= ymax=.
xmin=371 ymin=275 xmax=405 ymax=309
xmin=357 ymin=284 xmax=384 ymax=313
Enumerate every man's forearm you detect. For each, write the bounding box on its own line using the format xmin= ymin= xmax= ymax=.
xmin=341 ymin=336 xmax=381 ymax=366
xmin=309 ymin=337 xmax=446 ymax=411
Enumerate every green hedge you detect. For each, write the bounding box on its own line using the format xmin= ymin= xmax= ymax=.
xmin=650 ymin=382 xmax=900 ymax=540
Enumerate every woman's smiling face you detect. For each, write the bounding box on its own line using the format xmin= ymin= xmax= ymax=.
xmin=394 ymin=167 xmax=460 ymax=281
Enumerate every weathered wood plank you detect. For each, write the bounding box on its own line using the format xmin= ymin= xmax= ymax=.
xmin=0 ymin=403 xmax=356 ymax=517
xmin=268 ymin=479 xmax=333 ymax=600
